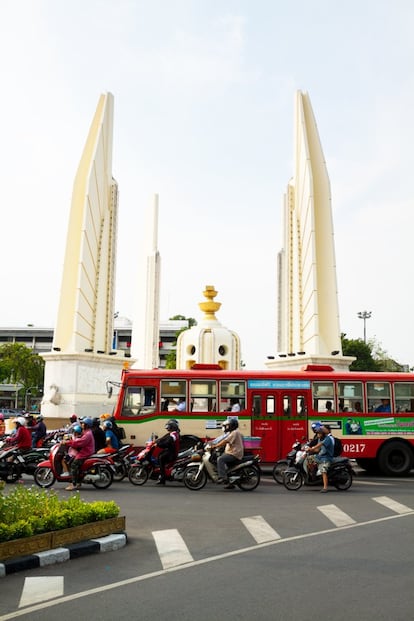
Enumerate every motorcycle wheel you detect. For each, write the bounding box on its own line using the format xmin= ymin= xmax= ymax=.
xmin=236 ymin=465 xmax=261 ymax=491
xmin=34 ymin=466 xmax=56 ymax=488
xmin=92 ymin=465 xmax=113 ymax=489
xmin=183 ymin=466 xmax=207 ymax=490
xmin=283 ymin=470 xmax=303 ymax=490
xmin=333 ymin=469 xmax=353 ymax=491
xmin=272 ymin=460 xmax=288 ymax=485
xmin=128 ymin=464 xmax=149 ymax=486
xmin=113 ymin=462 xmax=128 ymax=482
xmin=5 ymin=463 xmax=21 ymax=484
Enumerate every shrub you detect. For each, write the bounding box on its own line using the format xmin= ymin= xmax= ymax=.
xmin=0 ymin=485 xmax=120 ymax=542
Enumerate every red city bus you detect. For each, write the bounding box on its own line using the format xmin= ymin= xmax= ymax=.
xmin=109 ymin=363 xmax=414 ymax=476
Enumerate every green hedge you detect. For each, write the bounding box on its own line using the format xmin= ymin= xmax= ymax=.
xmin=0 ymin=482 xmax=120 ymax=542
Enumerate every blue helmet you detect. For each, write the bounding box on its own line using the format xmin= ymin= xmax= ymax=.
xmin=73 ymin=424 xmax=82 ymax=434
xmin=104 ymin=420 xmax=112 ymax=429
xmin=311 ymin=421 xmax=322 ymax=432
xmin=82 ymin=417 xmax=93 ymax=427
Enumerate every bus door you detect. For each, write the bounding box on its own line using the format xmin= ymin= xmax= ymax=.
xmin=251 ymin=391 xmax=308 ymax=462
xmin=251 ymin=392 xmax=282 ymax=462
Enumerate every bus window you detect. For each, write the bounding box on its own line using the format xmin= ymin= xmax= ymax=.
xmin=394 ymin=383 xmax=414 ymax=413
xmin=266 ymin=396 xmax=275 ymax=415
xmin=337 ymin=382 xmax=364 ymax=413
xmin=190 ymin=380 xmax=217 ymax=412
xmin=367 ymin=382 xmax=391 ymax=412
xmin=253 ymin=395 xmax=261 ymax=415
xmin=283 ymin=395 xmax=291 ymax=415
xmin=121 ymin=386 xmax=157 ymax=417
xmin=297 ymin=396 xmax=307 ymax=415
xmin=160 ymin=380 xmax=187 ymax=411
xmin=312 ymin=382 xmax=334 ymax=413
xmin=220 ymin=380 xmax=246 ymax=412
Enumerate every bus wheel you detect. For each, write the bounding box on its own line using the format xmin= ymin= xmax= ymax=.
xmin=355 ymin=458 xmax=380 ymax=474
xmin=378 ymin=441 xmax=413 ymax=476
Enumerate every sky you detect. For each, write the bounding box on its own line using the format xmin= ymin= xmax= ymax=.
xmin=1 ymin=0 xmax=413 ymax=369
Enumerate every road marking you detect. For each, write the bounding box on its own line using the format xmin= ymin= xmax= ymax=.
xmin=354 ymin=480 xmax=391 ymax=486
xmin=2 ymin=510 xmax=414 ymax=620
xmin=241 ymin=515 xmax=281 ymax=543
xmin=373 ymin=496 xmax=412 ymax=514
xmin=19 ymin=576 xmax=64 ymax=608
xmin=152 ymin=529 xmax=194 ymax=569
xmin=317 ymin=504 xmax=356 ymax=527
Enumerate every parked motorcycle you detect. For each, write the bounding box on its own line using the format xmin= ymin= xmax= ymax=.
xmin=33 ymin=443 xmax=114 ymax=489
xmin=0 ymin=444 xmax=50 ymax=483
xmin=183 ymin=445 xmax=261 ymax=491
xmin=272 ymin=440 xmax=303 ymax=484
xmin=128 ymin=438 xmax=199 ymax=485
xmin=282 ymin=443 xmax=354 ymax=491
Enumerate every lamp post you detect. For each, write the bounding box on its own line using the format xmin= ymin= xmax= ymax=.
xmin=25 ymin=386 xmax=40 ymax=412
xmin=357 ymin=311 xmax=372 ymax=343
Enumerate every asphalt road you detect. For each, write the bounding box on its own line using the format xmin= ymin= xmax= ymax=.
xmin=1 ymin=469 xmax=413 ymax=620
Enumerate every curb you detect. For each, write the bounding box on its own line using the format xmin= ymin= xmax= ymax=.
xmin=0 ymin=533 xmax=127 ymax=577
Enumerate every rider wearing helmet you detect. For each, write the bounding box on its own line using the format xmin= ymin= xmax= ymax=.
xmin=97 ymin=420 xmax=119 ymax=454
xmin=7 ymin=416 xmax=32 ymax=451
xmin=0 ymin=413 xmax=5 ymax=436
xmin=62 ymin=416 xmax=95 ymax=490
xmin=91 ymin=417 xmax=106 ymax=452
xmin=213 ymin=417 xmax=244 ymax=488
xmin=30 ymin=414 xmax=47 ymax=448
xmin=154 ymin=420 xmax=180 ymax=485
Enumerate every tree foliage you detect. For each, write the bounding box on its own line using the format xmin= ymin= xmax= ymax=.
xmin=0 ymin=343 xmax=44 ymax=392
xmin=341 ymin=334 xmax=406 ymax=372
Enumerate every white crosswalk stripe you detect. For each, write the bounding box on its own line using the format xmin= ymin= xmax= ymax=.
xmin=241 ymin=515 xmax=281 ymax=543
xmin=317 ymin=504 xmax=356 ymax=527
xmin=372 ymin=496 xmax=412 ymax=514
xmin=19 ymin=576 xmax=64 ymax=608
xmin=152 ymin=528 xmax=194 ymax=569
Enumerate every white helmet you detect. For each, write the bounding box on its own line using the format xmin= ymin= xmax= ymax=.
xmin=15 ymin=416 xmax=26 ymax=426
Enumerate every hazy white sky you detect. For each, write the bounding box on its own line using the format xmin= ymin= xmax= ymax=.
xmin=1 ymin=1 xmax=413 ymax=368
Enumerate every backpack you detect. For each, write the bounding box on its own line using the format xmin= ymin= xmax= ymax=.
xmin=332 ymin=436 xmax=343 ymax=457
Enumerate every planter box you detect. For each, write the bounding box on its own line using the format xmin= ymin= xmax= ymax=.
xmin=0 ymin=516 xmax=125 ymax=562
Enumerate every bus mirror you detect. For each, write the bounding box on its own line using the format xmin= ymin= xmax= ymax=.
xmin=106 ymin=382 xmax=113 ymax=399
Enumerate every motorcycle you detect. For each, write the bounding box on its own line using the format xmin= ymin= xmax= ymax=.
xmin=0 ymin=443 xmax=50 ymax=483
xmin=282 ymin=443 xmax=354 ymax=491
xmin=183 ymin=444 xmax=261 ymax=491
xmin=272 ymin=440 xmax=303 ymax=484
xmin=110 ymin=444 xmax=138 ymax=481
xmin=33 ymin=443 xmax=115 ymax=489
xmin=128 ymin=438 xmax=200 ymax=486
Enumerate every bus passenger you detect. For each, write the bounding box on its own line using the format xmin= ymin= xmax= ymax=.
xmin=226 ymin=398 xmax=241 ymax=413
xmin=174 ymin=397 xmax=186 ymax=412
xmin=325 ymin=400 xmax=334 ymax=413
xmin=375 ymin=399 xmax=391 ymax=413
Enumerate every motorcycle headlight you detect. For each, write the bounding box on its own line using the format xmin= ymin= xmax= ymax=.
xmin=191 ymin=453 xmax=201 ymax=462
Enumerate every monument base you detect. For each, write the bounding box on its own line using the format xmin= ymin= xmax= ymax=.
xmin=40 ymin=352 xmax=131 ymax=421
xmin=265 ymin=354 xmax=355 ymax=372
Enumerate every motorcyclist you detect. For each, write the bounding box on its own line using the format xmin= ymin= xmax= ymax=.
xmin=154 ymin=420 xmax=180 ymax=485
xmin=98 ymin=420 xmax=119 ymax=454
xmin=30 ymin=414 xmax=47 ymax=448
xmin=62 ymin=416 xmax=95 ymax=491
xmin=0 ymin=414 xmax=5 ymax=437
xmin=306 ymin=426 xmax=334 ymax=492
xmin=214 ymin=418 xmax=244 ymax=488
xmin=91 ymin=417 xmax=106 ymax=452
xmin=6 ymin=417 xmax=32 ymax=452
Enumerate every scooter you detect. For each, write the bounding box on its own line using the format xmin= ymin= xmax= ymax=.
xmin=128 ymin=438 xmax=199 ymax=485
xmin=0 ymin=444 xmax=50 ymax=483
xmin=33 ymin=443 xmax=115 ymax=489
xmin=282 ymin=444 xmax=354 ymax=491
xmin=183 ymin=444 xmax=261 ymax=491
xmin=110 ymin=444 xmax=138 ymax=481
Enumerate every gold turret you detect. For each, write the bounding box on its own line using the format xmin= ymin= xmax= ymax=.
xmin=198 ymin=285 xmax=221 ymax=320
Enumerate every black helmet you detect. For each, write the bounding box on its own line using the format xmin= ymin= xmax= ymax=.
xmin=165 ymin=421 xmax=179 ymax=432
xmin=227 ymin=418 xmax=239 ymax=432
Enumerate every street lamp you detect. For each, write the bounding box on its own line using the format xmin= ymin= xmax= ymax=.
xmin=25 ymin=386 xmax=40 ymax=412
xmin=357 ymin=310 xmax=372 ymax=343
